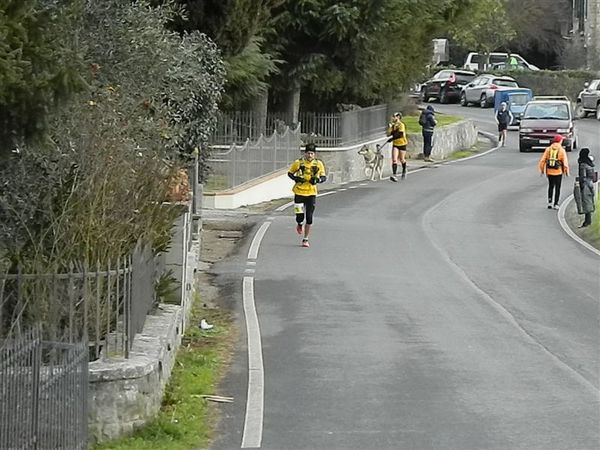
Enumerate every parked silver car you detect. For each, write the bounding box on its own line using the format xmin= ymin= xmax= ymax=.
xmin=460 ymin=74 xmax=519 ymax=108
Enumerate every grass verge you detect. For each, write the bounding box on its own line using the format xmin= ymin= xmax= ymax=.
xmin=404 ymin=114 xmax=462 ymax=134
xmin=448 ymin=149 xmax=478 ymax=160
xmin=565 ymin=194 xmax=600 ymax=250
xmin=93 ymin=293 xmax=236 ymax=450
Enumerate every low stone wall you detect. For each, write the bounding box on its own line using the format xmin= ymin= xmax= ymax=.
xmin=88 ymin=304 xmax=184 ymax=443
xmin=87 ymin=209 xmax=200 ymax=444
xmin=319 ymin=119 xmax=477 ymax=184
xmin=407 ymin=119 xmax=478 ymax=160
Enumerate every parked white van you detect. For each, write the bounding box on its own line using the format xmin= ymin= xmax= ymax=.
xmin=463 ymin=52 xmax=539 ymax=71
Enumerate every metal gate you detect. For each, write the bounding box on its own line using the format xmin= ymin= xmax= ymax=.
xmin=0 ymin=327 xmax=88 ymax=449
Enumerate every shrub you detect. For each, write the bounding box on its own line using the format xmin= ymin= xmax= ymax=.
xmin=489 ymin=69 xmax=600 ymax=102
xmin=0 ymin=0 xmax=226 ymax=266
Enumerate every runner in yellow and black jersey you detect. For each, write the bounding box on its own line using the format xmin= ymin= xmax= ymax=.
xmin=386 ymin=112 xmax=408 ymax=182
xmin=287 ymin=143 xmax=327 ymax=248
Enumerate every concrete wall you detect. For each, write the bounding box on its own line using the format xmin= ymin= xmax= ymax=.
xmin=203 ymin=169 xmax=294 ymax=209
xmin=204 ymin=119 xmax=478 ymax=209
xmin=88 ymin=206 xmax=199 ymax=444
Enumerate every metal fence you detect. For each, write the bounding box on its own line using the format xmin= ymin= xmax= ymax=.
xmin=0 ymin=326 xmax=88 ymax=449
xmin=209 ymin=104 xmax=389 ymax=147
xmin=0 ymin=241 xmax=157 ymax=360
xmin=206 ymin=124 xmax=304 ymax=192
xmin=337 ymin=105 xmax=389 ymax=145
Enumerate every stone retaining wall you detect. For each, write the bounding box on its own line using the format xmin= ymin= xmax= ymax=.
xmin=88 ymin=304 xmax=184 ymax=443
xmin=87 ymin=208 xmax=199 ymax=444
xmin=319 ymin=119 xmax=477 ymax=184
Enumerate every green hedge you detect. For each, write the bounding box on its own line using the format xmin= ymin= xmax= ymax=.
xmin=418 ymin=67 xmax=600 ymax=103
xmin=485 ymin=69 xmax=600 ymax=102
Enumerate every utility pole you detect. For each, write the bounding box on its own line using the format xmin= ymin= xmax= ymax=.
xmin=587 ymin=0 xmax=600 ymax=69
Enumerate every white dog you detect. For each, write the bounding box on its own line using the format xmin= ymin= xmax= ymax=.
xmin=358 ymin=144 xmax=384 ymax=181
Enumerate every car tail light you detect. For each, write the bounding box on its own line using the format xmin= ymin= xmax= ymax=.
xmin=489 ymin=84 xmax=498 ymax=90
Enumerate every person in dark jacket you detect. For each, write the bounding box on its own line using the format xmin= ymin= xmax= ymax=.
xmin=495 ymin=102 xmax=514 ymax=147
xmin=419 ymin=105 xmax=437 ymax=162
xmin=577 ymin=147 xmax=596 ymax=228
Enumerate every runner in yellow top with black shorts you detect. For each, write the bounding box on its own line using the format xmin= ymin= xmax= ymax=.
xmin=287 ymin=143 xmax=327 ymax=248
xmin=386 ymin=112 xmax=408 ymax=182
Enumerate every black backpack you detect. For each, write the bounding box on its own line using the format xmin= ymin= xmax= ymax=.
xmin=419 ymin=112 xmax=427 ymax=127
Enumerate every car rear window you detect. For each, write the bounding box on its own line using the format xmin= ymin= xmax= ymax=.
xmin=494 ymin=79 xmax=518 ymax=87
xmin=470 ymin=54 xmax=507 ymax=63
xmin=455 ymin=73 xmax=475 ymax=84
xmin=508 ymin=94 xmax=530 ymax=106
xmin=435 ymin=70 xmax=453 ymax=79
xmin=523 ymin=103 xmax=570 ymax=120
xmin=490 ymin=55 xmax=508 ymax=63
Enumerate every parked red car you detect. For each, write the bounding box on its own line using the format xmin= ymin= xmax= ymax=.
xmin=519 ymin=97 xmax=578 ymax=152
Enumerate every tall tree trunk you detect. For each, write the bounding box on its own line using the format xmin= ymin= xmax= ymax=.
xmin=285 ymin=83 xmax=301 ymax=125
xmin=251 ymin=90 xmax=269 ymax=136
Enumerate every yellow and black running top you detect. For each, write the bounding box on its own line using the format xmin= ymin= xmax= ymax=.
xmin=387 ymin=121 xmax=407 ymax=147
xmin=288 ymin=158 xmax=326 ymax=196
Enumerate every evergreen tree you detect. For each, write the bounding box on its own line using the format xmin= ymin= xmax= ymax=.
xmin=157 ymin=0 xmax=282 ymax=109
xmin=0 ymin=0 xmax=85 ymax=153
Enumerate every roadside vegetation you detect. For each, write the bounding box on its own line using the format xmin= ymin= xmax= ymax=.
xmin=3 ymin=0 xmax=599 ymax=448
xmin=573 ymin=198 xmax=600 ymax=250
xmin=93 ymin=294 xmax=237 ymax=450
xmin=404 ymin=114 xmax=462 ymax=134
xmin=448 ymin=148 xmax=479 ymax=160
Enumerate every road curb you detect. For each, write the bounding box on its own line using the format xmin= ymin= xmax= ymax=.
xmin=558 ymin=195 xmax=600 ymax=257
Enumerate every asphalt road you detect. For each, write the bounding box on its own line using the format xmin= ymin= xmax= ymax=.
xmin=210 ymin=104 xmax=600 ymax=450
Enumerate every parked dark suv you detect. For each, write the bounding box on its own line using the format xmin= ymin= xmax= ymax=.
xmin=519 ymin=97 xmax=577 ymax=152
xmin=575 ymin=79 xmax=600 ymax=120
xmin=420 ymin=69 xmax=476 ymax=104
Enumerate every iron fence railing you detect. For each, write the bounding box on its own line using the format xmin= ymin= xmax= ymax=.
xmin=209 ymin=105 xmax=389 ymax=147
xmin=206 ymin=124 xmax=304 ymax=192
xmin=338 ymin=105 xmax=389 ymax=145
xmin=0 ymin=241 xmax=157 ymax=360
xmin=0 ymin=326 xmax=88 ymax=450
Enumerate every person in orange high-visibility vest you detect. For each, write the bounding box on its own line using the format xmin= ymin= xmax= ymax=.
xmin=538 ymin=135 xmax=569 ymax=210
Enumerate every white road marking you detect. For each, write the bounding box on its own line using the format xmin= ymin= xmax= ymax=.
xmin=423 ymin=199 xmax=600 ymax=397
xmin=241 ymin=276 xmax=264 ymax=448
xmin=237 ymin=131 xmax=506 ymax=448
xmin=275 ymin=201 xmax=294 ymax=212
xmin=248 ymin=222 xmax=271 ymax=260
xmin=244 ymin=268 xmax=255 ymax=274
